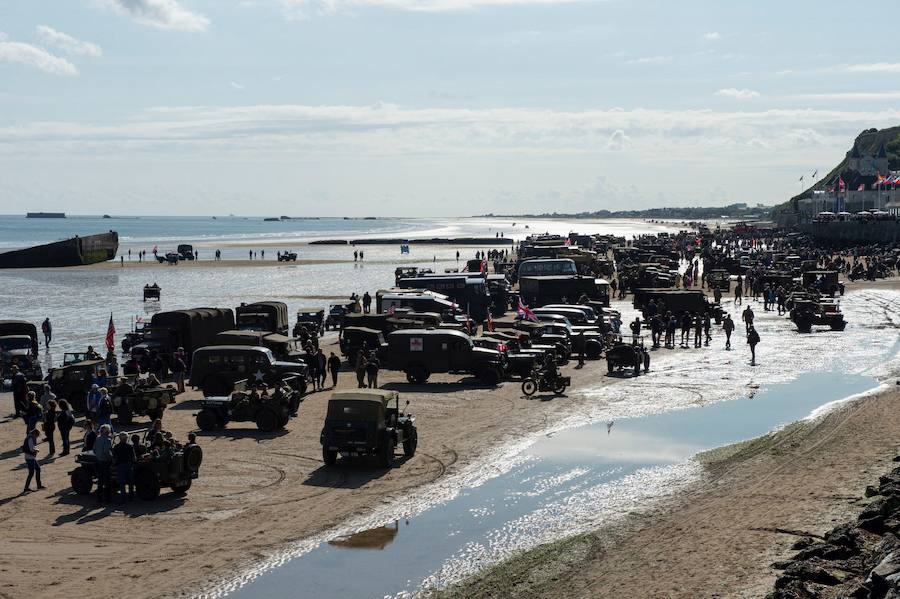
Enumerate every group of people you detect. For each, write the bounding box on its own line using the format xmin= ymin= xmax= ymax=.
xmin=302 ymin=347 xmax=343 ymax=391
xmin=354 ymin=350 xmax=381 ymax=389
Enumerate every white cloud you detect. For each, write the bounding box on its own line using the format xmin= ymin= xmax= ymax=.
xmin=625 ymin=55 xmax=672 ymax=66
xmin=703 ymin=31 xmax=721 ymax=41
xmin=606 ymin=129 xmax=629 ymax=151
xmin=230 ymin=81 xmax=246 ymax=90
xmin=0 ymin=36 xmax=78 ymax=76
xmin=792 ymin=91 xmax=900 ymax=101
xmin=35 ymin=26 xmax=102 ymax=58
xmin=837 ymin=62 xmax=900 ymax=74
xmin=714 ymin=87 xmax=760 ymax=99
xmin=275 ymin=0 xmax=593 ymax=16
xmin=97 ymin=0 xmax=210 ymax=32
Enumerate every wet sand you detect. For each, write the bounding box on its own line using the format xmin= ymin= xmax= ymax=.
xmin=434 ymin=384 xmax=900 ymax=599
xmin=0 ymin=335 xmax=618 ymax=599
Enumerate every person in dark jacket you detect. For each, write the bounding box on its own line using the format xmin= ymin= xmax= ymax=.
xmin=57 ymin=399 xmax=75 ymax=456
xmin=22 ymin=429 xmax=43 ymax=493
xmin=82 ymin=419 xmax=97 ymax=452
xmin=747 ymin=325 xmax=761 ymax=366
xmin=327 ymin=352 xmax=342 ymax=388
xmin=315 ymin=349 xmax=327 ymax=389
xmin=171 ymin=348 xmax=187 ymax=393
xmin=24 ymin=394 xmax=42 ymax=433
xmin=362 ymin=292 xmax=372 ymax=314
xmin=112 ymin=432 xmax=136 ymax=503
xmin=42 ymin=399 xmax=57 ymax=456
xmin=41 ymin=317 xmax=52 ymax=348
xmin=365 ymin=354 xmax=380 ymax=388
xmin=355 ymin=351 xmax=367 ymax=388
xmin=10 ymin=366 xmax=27 ymax=418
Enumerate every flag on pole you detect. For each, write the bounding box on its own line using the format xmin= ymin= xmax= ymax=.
xmin=387 ymin=305 xmax=396 ymax=316
xmin=105 ymin=312 xmax=116 ymax=351
xmin=812 ymin=170 xmax=818 ymax=178
xmin=516 ymin=299 xmax=538 ymax=322
xmin=799 ymin=175 xmax=804 ymax=183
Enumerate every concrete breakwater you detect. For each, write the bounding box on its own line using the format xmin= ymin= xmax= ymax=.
xmin=309 ymin=237 xmax=515 ymax=245
xmin=803 ymin=221 xmax=900 ymax=244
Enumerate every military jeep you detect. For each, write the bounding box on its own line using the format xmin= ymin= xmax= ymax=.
xmin=790 ymin=299 xmax=847 ymax=333
xmin=320 ymin=389 xmax=417 ymax=467
xmin=70 ymin=443 xmax=202 ymax=500
xmin=605 ymin=335 xmax=650 ymax=376
xmin=110 ymin=378 xmax=177 ymax=424
xmin=195 ymin=378 xmax=303 ymax=432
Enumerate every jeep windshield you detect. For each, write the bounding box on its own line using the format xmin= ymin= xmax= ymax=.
xmin=327 ymin=400 xmax=383 ymax=421
xmin=0 ymin=337 xmax=32 ymax=351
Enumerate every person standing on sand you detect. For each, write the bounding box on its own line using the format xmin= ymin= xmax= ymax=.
xmin=57 ymin=399 xmax=74 ymax=456
xmin=365 ymin=353 xmax=380 ymax=388
xmin=355 ymin=351 xmax=367 ymax=388
xmin=362 ymin=292 xmax=372 ymax=314
xmin=42 ymin=399 xmax=57 ymax=456
xmin=354 ymin=250 xmax=358 ymax=262
xmin=22 ymin=429 xmax=43 ymax=494
xmin=41 ymin=317 xmax=52 ymax=348
xmin=315 ymin=348 xmax=327 ymax=389
xmin=359 ymin=250 xmax=364 ymax=261
xmin=327 ymin=352 xmax=341 ymax=388
xmin=261 ymin=249 xmax=265 ymax=260
xmin=747 ymin=325 xmax=760 ymax=366
xmin=93 ymin=425 xmax=113 ymax=503
xmin=10 ymin=366 xmax=27 ymax=417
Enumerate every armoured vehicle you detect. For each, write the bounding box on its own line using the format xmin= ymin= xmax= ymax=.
xmin=70 ymin=442 xmax=203 ymax=500
xmin=320 ymin=389 xmax=417 ymax=467
xmin=189 ymin=346 xmax=308 ymax=397
xmin=383 ymin=329 xmax=505 ymax=385
xmin=236 ymin=301 xmax=289 ymax=335
xmin=195 ymin=378 xmax=303 ymax=432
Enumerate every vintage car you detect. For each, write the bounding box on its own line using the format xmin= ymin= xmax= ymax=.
xmin=0 ymin=320 xmax=42 ymax=380
xmin=383 ymin=329 xmax=505 ymax=385
xmin=196 ymin=378 xmax=303 ymax=432
xmin=70 ymin=443 xmax=203 ymax=500
xmin=320 ymin=389 xmax=417 ymax=467
xmin=473 ymin=336 xmax=537 ymax=379
xmin=143 ymin=284 xmax=161 ymax=301
xmin=189 ymin=346 xmax=308 ymax=397
xmin=606 ymin=335 xmax=650 ymax=376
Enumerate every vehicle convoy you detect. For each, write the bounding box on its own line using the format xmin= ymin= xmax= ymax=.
xmin=0 ymin=320 xmax=42 ymax=379
xmin=236 ymin=301 xmax=289 ymax=335
xmin=521 ymin=366 xmax=570 ymax=397
xmin=606 ymin=335 xmax=650 ymax=376
xmin=195 ymin=378 xmax=303 ymax=432
xmin=189 ymin=345 xmax=308 ymax=397
xmin=131 ymin=308 xmax=235 ymax=368
xmin=789 ymin=297 xmax=848 ymax=333
xmin=383 ymin=329 xmax=505 ymax=385
xmin=70 ymin=442 xmax=203 ymax=500
xmin=320 ymin=389 xmax=417 ymax=467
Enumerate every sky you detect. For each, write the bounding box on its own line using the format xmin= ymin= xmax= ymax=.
xmin=2 ymin=0 xmax=900 ymax=216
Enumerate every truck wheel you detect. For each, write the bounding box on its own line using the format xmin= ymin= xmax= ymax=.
xmin=403 ymin=429 xmax=418 ymax=457
xmin=256 ymin=408 xmax=278 ymax=433
xmin=480 ymin=367 xmax=501 ymax=386
xmin=323 ymin=446 xmax=337 ymax=465
xmin=117 ymin=403 xmax=133 ymax=425
xmin=380 ymin=440 xmax=395 ymax=468
xmin=406 ymin=365 xmax=428 ymax=385
xmin=171 ymin=480 xmax=192 ymax=495
xmin=196 ymin=408 xmax=220 ymax=431
xmin=71 ymin=466 xmax=94 ymax=495
xmin=135 ymin=469 xmax=160 ymax=501
xmin=521 ymin=379 xmax=537 ymax=396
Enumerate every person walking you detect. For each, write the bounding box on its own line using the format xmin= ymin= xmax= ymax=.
xmin=742 ymin=305 xmax=755 ymax=334
xmin=57 ymin=399 xmax=75 ymax=456
xmin=315 ymin=348 xmax=327 ymax=390
xmin=702 ymin=313 xmax=711 ymax=346
xmin=362 ymin=292 xmax=372 ymax=314
xmin=41 ymin=317 xmax=52 ymax=348
xmin=355 ymin=351 xmax=367 ymax=388
xmin=22 ymin=429 xmax=44 ymax=493
xmin=747 ymin=325 xmax=761 ymax=366
xmin=365 ymin=353 xmax=380 ymax=388
xmin=93 ymin=425 xmax=113 ymax=503
xmin=42 ymin=399 xmax=57 ymax=456
xmin=113 ymin=432 xmax=136 ymax=503
xmin=693 ymin=314 xmax=703 ymax=348
xmin=722 ymin=314 xmax=735 ymax=350
xmin=327 ymin=352 xmax=342 ymax=388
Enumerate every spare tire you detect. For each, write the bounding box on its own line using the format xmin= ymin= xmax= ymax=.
xmin=184 ymin=444 xmax=203 ymax=471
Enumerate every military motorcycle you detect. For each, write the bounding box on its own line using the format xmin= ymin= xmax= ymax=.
xmin=521 ymin=367 xmax=570 ymax=396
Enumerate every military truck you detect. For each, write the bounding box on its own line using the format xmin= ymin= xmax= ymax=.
xmin=705 ymin=270 xmax=731 ymax=293
xmin=0 ymin=320 xmax=42 ymax=380
xmin=213 ymin=329 xmax=305 ymax=363
xmin=236 ymin=301 xmax=289 ymax=335
xmin=70 ymin=443 xmax=202 ymax=499
xmin=195 ymin=378 xmax=303 ymax=432
xmin=189 ymin=345 xmax=308 ymax=397
xmin=320 ymin=389 xmax=417 ymax=467
xmin=519 ymin=275 xmax=609 ymax=307
xmin=131 ymin=308 xmax=235 ymax=369
xmin=383 ymin=329 xmax=505 ymax=385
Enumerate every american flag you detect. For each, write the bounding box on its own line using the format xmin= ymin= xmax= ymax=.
xmin=105 ymin=313 xmax=116 ymax=351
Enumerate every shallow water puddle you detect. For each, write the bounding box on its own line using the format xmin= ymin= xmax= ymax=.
xmin=228 ymin=370 xmax=878 ymax=599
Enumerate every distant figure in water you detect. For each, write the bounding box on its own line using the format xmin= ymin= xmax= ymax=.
xmin=606 ymin=420 xmax=614 ymax=434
